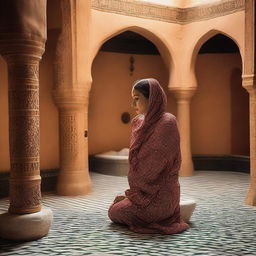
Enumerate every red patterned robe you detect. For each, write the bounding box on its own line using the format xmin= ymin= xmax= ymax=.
xmin=108 ymin=79 xmax=189 ymax=234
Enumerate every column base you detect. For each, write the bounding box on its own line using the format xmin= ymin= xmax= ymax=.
xmin=57 ymin=171 xmax=92 ymax=196
xmin=179 ymin=160 xmax=194 ymax=176
xmin=0 ymin=207 xmax=53 ymax=241
xmin=245 ymin=182 xmax=256 ymax=206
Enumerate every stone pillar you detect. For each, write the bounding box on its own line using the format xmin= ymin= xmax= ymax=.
xmin=243 ymin=0 xmax=256 ymax=206
xmin=52 ymin=0 xmax=92 ymax=195
xmin=243 ymin=75 xmax=256 ymax=205
xmin=53 ymin=89 xmax=92 ymax=196
xmin=0 ymin=0 xmax=52 ymax=241
xmin=169 ymin=87 xmax=196 ymax=176
xmin=5 ymin=45 xmax=43 ymax=214
xmin=0 ymin=41 xmax=53 ymax=241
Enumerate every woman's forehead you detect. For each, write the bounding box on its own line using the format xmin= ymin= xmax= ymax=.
xmin=132 ymin=89 xmax=140 ymax=96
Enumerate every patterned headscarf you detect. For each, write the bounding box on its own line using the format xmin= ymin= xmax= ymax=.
xmin=130 ymin=78 xmax=167 ymax=160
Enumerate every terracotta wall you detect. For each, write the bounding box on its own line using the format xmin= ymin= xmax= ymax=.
xmin=39 ymin=30 xmax=60 ymax=169
xmin=192 ymin=53 xmax=249 ymax=156
xmin=0 ymin=30 xmax=60 ymax=172
xmin=47 ymin=0 xmax=61 ymax=30
xmin=88 ymin=51 xmax=174 ymax=155
xmin=89 ymin=52 xmax=249 ymax=156
xmin=0 ymin=50 xmax=249 ymax=172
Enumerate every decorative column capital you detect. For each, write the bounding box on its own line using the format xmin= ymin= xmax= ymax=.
xmin=53 ymin=88 xmax=90 ymax=111
xmin=0 ymin=39 xmax=45 ymax=61
xmin=242 ymin=74 xmax=256 ymax=94
xmin=169 ymin=87 xmax=197 ymax=101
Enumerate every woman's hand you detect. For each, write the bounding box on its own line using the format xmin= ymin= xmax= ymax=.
xmin=114 ymin=195 xmax=126 ymax=204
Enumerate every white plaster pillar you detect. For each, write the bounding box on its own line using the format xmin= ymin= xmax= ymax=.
xmin=169 ymin=87 xmax=196 ymax=176
xmin=243 ymin=75 xmax=256 ymax=205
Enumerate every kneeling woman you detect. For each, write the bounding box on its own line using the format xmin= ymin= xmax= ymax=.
xmin=108 ymin=78 xmax=189 ymax=234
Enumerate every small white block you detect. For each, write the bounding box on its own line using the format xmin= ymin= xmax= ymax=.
xmin=180 ymin=199 xmax=196 ymax=223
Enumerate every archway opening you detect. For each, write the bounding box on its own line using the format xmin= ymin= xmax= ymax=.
xmin=192 ymin=33 xmax=249 ymax=171
xmin=89 ymin=30 xmax=175 ymax=157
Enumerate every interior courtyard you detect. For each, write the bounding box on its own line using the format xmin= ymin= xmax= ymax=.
xmin=0 ymin=0 xmax=256 ymax=255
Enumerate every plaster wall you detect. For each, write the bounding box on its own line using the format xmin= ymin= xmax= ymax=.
xmin=192 ymin=53 xmax=249 ymax=156
xmin=88 ymin=51 xmax=172 ymax=155
xmin=89 ymin=9 xmax=180 ymax=78
xmin=171 ymin=11 xmax=245 ymax=88
xmin=0 ymin=52 xmax=249 ymax=172
xmin=89 ymin=10 xmax=244 ymax=89
xmin=39 ymin=30 xmax=59 ymax=170
xmin=47 ymin=0 xmax=61 ymax=30
xmin=0 ymin=4 xmax=247 ymax=171
xmin=88 ymin=52 xmax=249 ymax=156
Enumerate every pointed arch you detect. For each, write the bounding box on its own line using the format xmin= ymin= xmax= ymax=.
xmin=90 ymin=26 xmax=173 ymax=73
xmin=190 ymin=29 xmax=243 ymax=73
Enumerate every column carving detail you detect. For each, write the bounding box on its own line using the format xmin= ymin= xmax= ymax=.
xmin=1 ymin=41 xmax=45 ymax=214
xmin=53 ymin=89 xmax=92 ymax=196
xmin=52 ymin=0 xmax=92 ymax=196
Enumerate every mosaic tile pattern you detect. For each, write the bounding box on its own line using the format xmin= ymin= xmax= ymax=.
xmin=0 ymin=171 xmax=256 ymax=256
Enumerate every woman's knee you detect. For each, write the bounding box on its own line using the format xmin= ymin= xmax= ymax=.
xmin=108 ymin=198 xmax=132 ymax=224
xmin=108 ymin=203 xmax=121 ymax=222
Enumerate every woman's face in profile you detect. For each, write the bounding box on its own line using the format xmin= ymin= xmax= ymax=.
xmin=131 ymin=89 xmax=149 ymax=115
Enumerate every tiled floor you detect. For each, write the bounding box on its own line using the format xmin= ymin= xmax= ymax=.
xmin=0 ymin=171 xmax=256 ymax=256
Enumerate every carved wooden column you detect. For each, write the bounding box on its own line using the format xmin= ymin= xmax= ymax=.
xmin=242 ymin=0 xmax=256 ymax=205
xmin=0 ymin=0 xmax=52 ymax=241
xmin=169 ymin=87 xmax=196 ymax=176
xmin=53 ymin=89 xmax=92 ymax=195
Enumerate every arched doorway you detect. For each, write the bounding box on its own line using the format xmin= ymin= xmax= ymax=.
xmin=88 ymin=30 xmax=175 ymax=158
xmin=191 ymin=33 xmax=249 ymax=171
